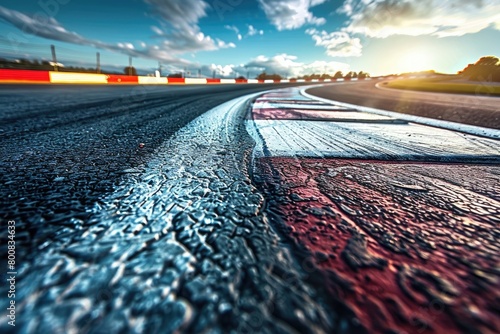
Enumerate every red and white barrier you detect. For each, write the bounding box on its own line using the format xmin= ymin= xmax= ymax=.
xmin=0 ymin=69 xmax=368 ymax=85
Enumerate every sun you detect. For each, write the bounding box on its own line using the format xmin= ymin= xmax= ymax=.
xmin=398 ymin=49 xmax=434 ymax=73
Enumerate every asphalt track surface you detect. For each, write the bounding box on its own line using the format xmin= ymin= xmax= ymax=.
xmin=0 ymin=83 xmax=305 ymax=230
xmin=1 ymin=83 xmax=498 ymax=333
xmin=0 ymin=83 xmax=355 ymax=333
xmin=307 ymin=80 xmax=500 ymax=129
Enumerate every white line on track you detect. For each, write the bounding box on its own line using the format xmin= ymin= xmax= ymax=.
xmin=302 ymin=87 xmax=500 ymax=139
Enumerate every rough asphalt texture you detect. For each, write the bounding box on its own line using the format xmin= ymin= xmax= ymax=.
xmin=307 ymin=80 xmax=500 ymax=129
xmin=1 ymin=84 xmax=300 ymax=260
xmin=0 ymin=84 xmax=357 ymax=333
xmin=2 ymin=83 xmax=499 ymax=334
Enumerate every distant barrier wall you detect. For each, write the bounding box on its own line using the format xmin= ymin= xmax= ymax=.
xmin=0 ymin=69 xmax=371 ymax=85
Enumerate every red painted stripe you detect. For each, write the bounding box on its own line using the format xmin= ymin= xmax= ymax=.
xmin=258 ymin=79 xmax=265 ymax=84
xmin=167 ymin=78 xmax=185 ymax=84
xmin=107 ymin=75 xmax=139 ymax=84
xmin=289 ymin=79 xmax=297 ymax=83
xmin=235 ymin=79 xmax=247 ymax=84
xmin=206 ymin=78 xmax=221 ymax=84
xmin=255 ymin=157 xmax=499 ymax=334
xmin=0 ymin=69 xmax=50 ymax=83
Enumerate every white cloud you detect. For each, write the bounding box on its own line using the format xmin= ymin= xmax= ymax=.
xmin=0 ymin=5 xmax=191 ymax=63
xmin=339 ymin=0 xmax=500 ymax=38
xmin=216 ymin=39 xmax=236 ymax=48
xmin=247 ymin=25 xmax=264 ymax=36
xmin=258 ymin=0 xmax=327 ymax=30
xmin=244 ymin=53 xmax=350 ymax=77
xmin=306 ymin=28 xmax=362 ymax=57
xmin=303 ymin=60 xmax=351 ymax=75
xmin=209 ymin=63 xmax=236 ymax=77
xmin=224 ymin=24 xmax=240 ymax=38
xmin=195 ymin=63 xmax=247 ymax=78
xmin=117 ymin=42 xmax=135 ymax=50
xmin=145 ymin=0 xmax=235 ymax=52
xmin=225 ymin=24 xmax=264 ymax=40
xmin=151 ymin=26 xmax=164 ymax=35
xmin=144 ymin=0 xmax=209 ymax=33
xmin=0 ymin=1 xmax=235 ymax=65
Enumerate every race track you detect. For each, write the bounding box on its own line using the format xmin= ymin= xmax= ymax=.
xmin=308 ymin=80 xmax=500 ymax=129
xmin=0 ymin=83 xmax=350 ymax=333
xmin=1 ymin=82 xmax=498 ymax=333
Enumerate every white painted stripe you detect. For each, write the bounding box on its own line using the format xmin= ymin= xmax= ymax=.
xmin=264 ymin=79 xmax=274 ymax=83
xmin=185 ymin=78 xmax=207 ymax=84
xmin=301 ymin=89 xmax=500 ymax=139
xmin=311 ymin=79 xmax=319 ymax=82
xmin=280 ymin=79 xmax=290 ymax=83
xmin=138 ymin=76 xmax=168 ymax=84
xmin=247 ymin=86 xmax=500 ymax=162
xmin=253 ymin=101 xmax=352 ymax=110
xmin=247 ymin=79 xmax=259 ymax=84
xmin=297 ymin=79 xmax=305 ymax=83
xmin=49 ymin=72 xmax=108 ymax=84
xmin=220 ymin=79 xmax=236 ymax=84
xmin=323 ymin=79 xmax=332 ymax=82
xmin=251 ymin=119 xmax=500 ymax=160
xmin=336 ymin=78 xmax=344 ymax=82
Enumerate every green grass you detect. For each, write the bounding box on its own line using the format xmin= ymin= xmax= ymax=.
xmin=384 ymin=77 xmax=500 ymax=96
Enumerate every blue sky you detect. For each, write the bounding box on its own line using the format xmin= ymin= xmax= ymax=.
xmin=0 ymin=0 xmax=499 ymax=77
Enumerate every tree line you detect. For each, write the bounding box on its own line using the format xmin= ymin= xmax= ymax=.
xmin=256 ymin=71 xmax=370 ymax=81
xmin=459 ymin=56 xmax=500 ymax=82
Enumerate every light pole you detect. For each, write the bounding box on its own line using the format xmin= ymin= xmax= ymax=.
xmin=50 ymin=45 xmax=58 ymax=71
xmin=96 ymin=52 xmax=100 ymax=73
xmin=128 ymin=56 xmax=133 ymax=75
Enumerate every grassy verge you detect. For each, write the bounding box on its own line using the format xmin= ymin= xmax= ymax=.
xmin=384 ymin=77 xmax=500 ymax=96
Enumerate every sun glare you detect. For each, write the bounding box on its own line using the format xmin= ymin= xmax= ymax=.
xmin=398 ymin=49 xmax=434 ymax=73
